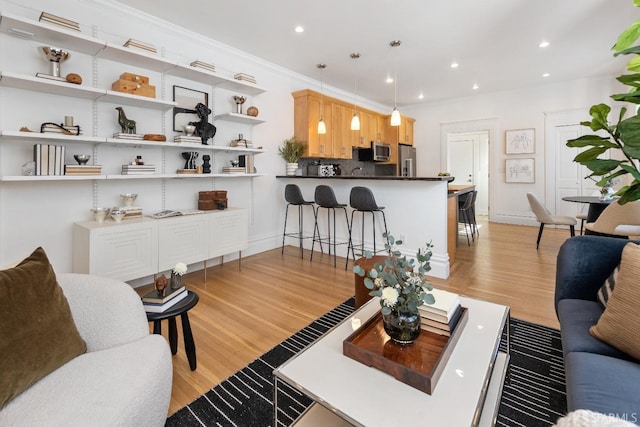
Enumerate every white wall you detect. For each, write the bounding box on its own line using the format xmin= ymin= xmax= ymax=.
xmin=404 ymin=76 xmax=626 ymax=225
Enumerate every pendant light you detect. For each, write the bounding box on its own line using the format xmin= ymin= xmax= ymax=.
xmin=350 ymin=53 xmax=361 ymax=131
xmin=389 ymin=40 xmax=401 ymax=127
xmin=317 ymin=63 xmax=327 ymax=134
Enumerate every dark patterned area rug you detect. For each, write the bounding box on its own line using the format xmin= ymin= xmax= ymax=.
xmin=166 ymin=298 xmax=566 ymax=427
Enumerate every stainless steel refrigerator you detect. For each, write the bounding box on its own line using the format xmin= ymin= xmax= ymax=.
xmin=398 ymin=144 xmax=416 ymax=176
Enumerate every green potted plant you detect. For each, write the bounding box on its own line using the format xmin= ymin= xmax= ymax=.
xmin=354 ymin=233 xmax=435 ymax=345
xmin=567 ymin=0 xmax=640 ymax=204
xmin=278 ymin=137 xmax=306 ymax=175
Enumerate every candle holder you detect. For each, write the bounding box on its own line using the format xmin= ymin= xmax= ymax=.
xmin=37 ymin=46 xmax=69 ymax=82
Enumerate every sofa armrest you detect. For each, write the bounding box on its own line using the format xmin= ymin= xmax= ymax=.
xmin=57 ymin=273 xmax=149 ymax=352
xmin=555 ymin=236 xmax=636 ymax=316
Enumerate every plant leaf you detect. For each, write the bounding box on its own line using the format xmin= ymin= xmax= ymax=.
xmin=574 ymin=146 xmax=612 ymax=162
xmin=618 ymin=113 xmax=640 ymax=145
xmin=613 ymin=21 xmax=640 ymax=52
xmin=353 ymin=265 xmax=364 ymax=276
xmin=628 ymin=56 xmax=640 ymax=72
xmin=587 ymin=104 xmax=611 ymax=131
xmin=611 ymin=91 xmax=640 ymax=104
xmin=621 ymin=163 xmax=640 ymax=181
xmin=566 ymin=135 xmax=615 ymax=148
xmin=422 ymin=293 xmax=435 ymax=305
xmin=364 ymin=277 xmax=375 ymax=289
xmin=582 ymin=159 xmax=624 ymax=175
xmin=618 ymin=182 xmax=640 ymax=204
xmin=615 ymin=46 xmax=640 ymax=57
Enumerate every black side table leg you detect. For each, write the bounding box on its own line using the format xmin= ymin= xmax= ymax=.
xmin=153 ymin=320 xmax=161 ymax=335
xmin=181 ymin=312 xmax=197 ymax=370
xmin=168 ymin=317 xmax=178 ymax=355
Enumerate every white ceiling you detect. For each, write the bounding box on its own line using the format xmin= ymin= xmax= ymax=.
xmin=117 ymin=0 xmax=634 ymax=108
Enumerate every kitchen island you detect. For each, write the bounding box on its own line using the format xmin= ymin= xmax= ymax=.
xmin=277 ymin=175 xmax=454 ymax=278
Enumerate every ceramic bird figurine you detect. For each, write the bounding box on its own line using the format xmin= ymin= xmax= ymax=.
xmin=115 ymin=107 xmax=136 ymax=134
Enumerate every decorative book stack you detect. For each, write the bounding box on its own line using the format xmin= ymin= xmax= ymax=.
xmin=190 ymin=60 xmax=216 ymax=73
xmin=39 ymin=12 xmax=80 ymax=32
xmin=65 ymin=164 xmax=102 ymax=175
xmin=41 ymin=123 xmax=81 ymax=135
xmin=113 ymin=132 xmax=144 ymax=141
xmin=123 ymin=39 xmax=157 ymax=54
xmin=142 ymin=286 xmax=187 ymax=313
xmin=121 ymin=164 xmax=155 ymax=175
xmin=33 ymin=144 xmax=65 ymax=176
xmin=418 ymin=288 xmax=462 ymax=337
xmin=174 ymin=135 xmax=201 ymax=143
xmin=221 ymin=166 xmax=246 ymax=174
xmin=117 ymin=206 xmax=143 ymax=219
xmin=233 ymin=73 xmax=256 ymax=84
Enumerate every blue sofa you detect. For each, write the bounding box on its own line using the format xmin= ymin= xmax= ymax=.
xmin=555 ymin=235 xmax=640 ymax=424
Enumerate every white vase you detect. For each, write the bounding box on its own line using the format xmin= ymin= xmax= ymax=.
xmin=286 ymin=162 xmax=298 ymax=176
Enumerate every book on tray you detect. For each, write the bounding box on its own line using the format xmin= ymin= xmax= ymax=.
xmin=420 ymin=304 xmax=463 ymax=336
xmin=418 ymin=288 xmax=461 ymax=323
xmin=143 ymin=288 xmax=188 ymax=313
xmin=142 ymin=285 xmax=186 ymax=304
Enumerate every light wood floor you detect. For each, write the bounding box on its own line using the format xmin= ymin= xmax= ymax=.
xmin=140 ymin=218 xmax=569 ymax=416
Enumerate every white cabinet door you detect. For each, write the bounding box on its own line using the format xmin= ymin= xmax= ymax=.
xmin=209 ymin=208 xmax=248 ymax=259
xmin=73 ymin=218 xmax=158 ymax=282
xmin=158 ymin=214 xmax=210 ymax=271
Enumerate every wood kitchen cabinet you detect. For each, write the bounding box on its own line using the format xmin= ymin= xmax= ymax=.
xmin=293 ymin=90 xmax=333 ymax=158
xmin=385 ymin=115 xmax=415 ymax=146
xmin=333 ymin=103 xmax=354 ymax=159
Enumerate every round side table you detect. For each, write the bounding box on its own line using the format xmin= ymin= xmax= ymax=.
xmin=146 ymin=290 xmax=199 ymax=370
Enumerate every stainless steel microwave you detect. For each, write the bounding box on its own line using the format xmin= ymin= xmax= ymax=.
xmin=371 ymin=141 xmax=391 ymax=161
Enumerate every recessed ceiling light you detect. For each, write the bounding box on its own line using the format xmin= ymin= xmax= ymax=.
xmin=472 ymin=83 xmax=479 ymax=90
xmin=418 ymin=93 xmax=424 ymax=99
xmin=450 ymin=61 xmax=459 ymax=69
xmin=294 ymin=26 xmax=304 ymax=33
xmin=542 ymin=73 xmax=550 ymax=78
xmin=386 ymin=76 xmax=394 ymax=83
xmin=539 ymin=40 xmax=550 ymax=48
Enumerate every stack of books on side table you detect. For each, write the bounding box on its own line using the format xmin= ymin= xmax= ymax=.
xmin=142 ymin=285 xmax=187 ymax=313
xmin=418 ymin=288 xmax=462 ymax=337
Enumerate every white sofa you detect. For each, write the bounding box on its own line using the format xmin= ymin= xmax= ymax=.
xmin=0 ymin=273 xmax=172 ymax=427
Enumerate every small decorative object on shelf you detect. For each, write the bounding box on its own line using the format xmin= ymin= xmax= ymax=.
xmin=120 ymin=193 xmax=137 ymax=207
xmin=171 ymin=262 xmax=187 ymax=289
xmin=246 ymin=106 xmax=259 ymax=117
xmin=90 ymin=207 xmax=110 ymax=223
xmin=232 ymin=95 xmax=247 ymax=114
xmin=202 ymin=155 xmax=211 ymax=174
xmin=73 ymin=154 xmax=90 ymax=165
xmin=110 ymin=209 xmax=125 ymax=223
xmin=154 ymin=275 xmax=168 ymax=296
xmin=189 ymin=103 xmax=216 ymax=145
xmin=354 ymin=233 xmax=436 ymax=345
xmin=183 ymin=124 xmax=196 ymax=136
xmin=111 ymin=72 xmax=156 ymax=98
xmin=181 ymin=152 xmax=199 ymax=170
xmin=116 ymin=107 xmax=136 ymax=134
xmin=36 ymin=46 xmax=69 ymax=82
xmin=65 ymin=73 xmax=82 ymax=84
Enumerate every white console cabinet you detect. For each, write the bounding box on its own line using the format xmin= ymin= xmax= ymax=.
xmin=73 ymin=208 xmax=248 ymax=282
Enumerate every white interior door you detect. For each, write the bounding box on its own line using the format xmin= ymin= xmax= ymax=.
xmin=447 ymin=131 xmax=489 ymax=215
xmin=554 ymin=124 xmax=600 ymax=217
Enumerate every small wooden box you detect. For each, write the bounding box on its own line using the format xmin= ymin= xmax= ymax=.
xmin=199 ymin=190 xmax=227 ymax=200
xmin=119 ymin=72 xmax=149 ymax=85
xmin=198 ymin=199 xmax=215 ymax=211
xmin=111 ymin=79 xmax=156 ymax=98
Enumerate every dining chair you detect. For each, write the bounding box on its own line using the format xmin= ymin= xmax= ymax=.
xmin=584 ymin=200 xmax=640 ymax=238
xmin=527 ymin=193 xmax=576 ymax=249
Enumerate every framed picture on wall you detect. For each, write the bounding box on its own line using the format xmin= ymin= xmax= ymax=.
xmin=173 ymin=86 xmax=209 ymax=132
xmin=505 ymin=158 xmax=535 ymax=183
xmin=505 ymin=128 xmax=535 ymax=154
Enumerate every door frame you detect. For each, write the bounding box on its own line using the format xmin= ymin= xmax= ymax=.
xmin=440 ymin=118 xmax=497 ymax=221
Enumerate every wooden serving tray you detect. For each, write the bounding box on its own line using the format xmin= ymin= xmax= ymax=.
xmin=343 ymin=307 xmax=468 ymax=395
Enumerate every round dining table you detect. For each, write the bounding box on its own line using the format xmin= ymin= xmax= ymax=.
xmin=561 ymin=196 xmax=616 ymax=222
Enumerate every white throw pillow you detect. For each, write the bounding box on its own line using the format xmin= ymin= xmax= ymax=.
xmin=554 ymin=409 xmax=637 ymax=427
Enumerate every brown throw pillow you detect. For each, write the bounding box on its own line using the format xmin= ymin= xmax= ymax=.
xmin=590 ymin=243 xmax=640 ymax=359
xmin=0 ymin=247 xmax=86 ymax=409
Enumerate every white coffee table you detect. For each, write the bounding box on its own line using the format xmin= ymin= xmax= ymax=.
xmin=274 ymin=296 xmax=510 ymax=427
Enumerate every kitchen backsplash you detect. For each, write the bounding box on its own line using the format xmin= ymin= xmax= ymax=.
xmin=299 ymin=148 xmax=396 ymax=176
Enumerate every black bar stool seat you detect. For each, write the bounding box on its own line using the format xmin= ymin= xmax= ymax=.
xmin=282 ymin=184 xmax=321 ymax=258
xmin=347 ymin=186 xmax=389 ymax=267
xmin=311 ymin=185 xmax=350 ymax=268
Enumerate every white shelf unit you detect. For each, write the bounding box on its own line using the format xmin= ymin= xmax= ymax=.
xmin=0 ymin=11 xmax=267 ymax=182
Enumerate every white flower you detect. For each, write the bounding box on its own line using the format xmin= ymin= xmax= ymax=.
xmin=173 ymin=262 xmax=187 ymax=275
xmin=381 ymin=287 xmax=399 ymax=307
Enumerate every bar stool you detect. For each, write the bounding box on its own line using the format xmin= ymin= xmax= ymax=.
xmin=282 ymin=184 xmax=321 ymax=258
xmin=347 ymin=186 xmax=389 ymax=266
xmin=458 ymin=190 xmax=477 ymax=246
xmin=311 ymin=185 xmax=350 ymax=268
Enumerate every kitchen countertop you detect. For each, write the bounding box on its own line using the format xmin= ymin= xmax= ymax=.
xmin=276 ymin=175 xmax=455 ymax=182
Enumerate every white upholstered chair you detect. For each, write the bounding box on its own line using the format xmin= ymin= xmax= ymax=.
xmin=584 ymin=200 xmax=640 ymax=238
xmin=527 ymin=193 xmax=577 ymax=249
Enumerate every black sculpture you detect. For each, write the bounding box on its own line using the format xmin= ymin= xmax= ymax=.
xmin=189 ymin=103 xmax=216 ymax=145
xmin=202 ymin=155 xmax=211 ymax=174
xmin=115 ymin=107 xmax=136 ymax=134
